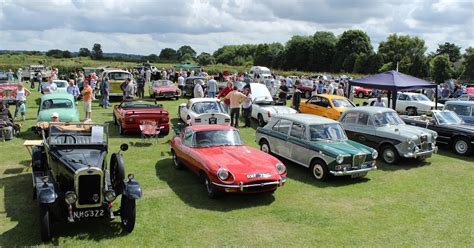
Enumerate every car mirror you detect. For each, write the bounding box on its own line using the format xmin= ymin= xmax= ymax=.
xmin=120 ymin=143 xmax=129 ymax=151
xmin=356 ymin=103 xmax=360 ymax=106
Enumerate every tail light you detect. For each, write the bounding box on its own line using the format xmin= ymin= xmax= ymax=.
xmin=160 ymin=117 xmax=168 ymax=123
xmin=224 ymin=118 xmax=230 ymax=123
xmin=268 ymin=112 xmax=272 ymax=118
xmin=127 ymin=117 xmax=134 ymax=123
xmin=195 ymin=118 xmax=201 ymax=123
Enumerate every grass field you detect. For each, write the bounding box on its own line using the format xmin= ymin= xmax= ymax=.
xmin=0 ymin=87 xmax=473 ymax=247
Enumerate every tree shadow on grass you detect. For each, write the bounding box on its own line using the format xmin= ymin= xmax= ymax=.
xmin=376 ymin=158 xmax=432 ymax=172
xmin=0 ymin=173 xmax=129 ymax=246
xmin=154 ymin=158 xmax=275 ymax=212
xmin=435 ymin=145 xmax=474 ymax=162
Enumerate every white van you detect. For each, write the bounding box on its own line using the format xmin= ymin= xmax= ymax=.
xmin=249 ymin=66 xmax=272 ymax=80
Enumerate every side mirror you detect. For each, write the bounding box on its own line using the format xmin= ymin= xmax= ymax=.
xmin=120 ymin=143 xmax=129 ymax=151
xmin=356 ymin=103 xmax=360 ymax=106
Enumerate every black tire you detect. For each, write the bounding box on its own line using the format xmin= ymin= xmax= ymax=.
xmin=380 ymin=144 xmax=400 ymax=164
xmin=113 ymin=114 xmax=118 ymax=126
xmin=406 ymin=107 xmax=418 ymax=116
xmin=203 ymin=174 xmax=221 ymax=199
xmin=120 ymin=195 xmax=136 ymax=233
xmin=110 ymin=153 xmax=125 ymax=194
xmin=171 ymin=149 xmax=184 ymax=170
xmin=452 ymin=136 xmax=472 ymax=156
xmin=39 ymin=203 xmax=52 ymax=242
xmin=118 ymin=122 xmax=125 ymax=135
xmin=310 ymin=159 xmax=329 ymax=181
xmin=357 ymin=92 xmax=364 ymax=98
xmin=260 ymin=140 xmax=271 ymax=154
xmin=257 ymin=114 xmax=265 ymax=127
xmin=31 ymin=146 xmax=45 ymax=172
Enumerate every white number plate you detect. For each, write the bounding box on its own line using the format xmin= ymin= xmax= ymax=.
xmin=72 ymin=209 xmax=105 ymax=219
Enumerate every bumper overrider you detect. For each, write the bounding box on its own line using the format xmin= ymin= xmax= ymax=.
xmin=330 ymin=161 xmax=377 ymax=176
xmin=404 ymin=145 xmax=438 ymax=159
xmin=211 ymin=177 xmax=286 ymax=192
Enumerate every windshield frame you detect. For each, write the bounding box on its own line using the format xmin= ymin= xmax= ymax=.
xmin=433 ymin=111 xmax=463 ymax=125
xmin=194 ymin=130 xmax=244 ymax=148
xmin=41 ymin=98 xmax=74 ymax=110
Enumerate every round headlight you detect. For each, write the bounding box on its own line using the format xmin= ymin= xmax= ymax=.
xmin=217 ymin=168 xmax=229 ymax=181
xmin=372 ymin=150 xmax=378 ymax=159
xmin=433 ymin=132 xmax=438 ymax=139
xmin=276 ymin=162 xmax=286 ymax=174
xmin=406 ymin=138 xmax=414 ymax=145
xmin=65 ymin=191 xmax=77 ymax=204
xmin=336 ymin=155 xmax=344 ymax=164
xmin=104 ymin=190 xmax=116 ymax=202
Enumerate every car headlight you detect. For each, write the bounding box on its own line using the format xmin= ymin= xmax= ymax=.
xmin=372 ymin=150 xmax=378 ymax=159
xmin=217 ymin=168 xmax=229 ymax=181
xmin=65 ymin=191 xmax=77 ymax=204
xmin=276 ymin=162 xmax=286 ymax=174
xmin=406 ymin=138 xmax=414 ymax=145
xmin=104 ymin=190 xmax=116 ymax=202
xmin=433 ymin=132 xmax=437 ymax=139
xmin=336 ymin=155 xmax=344 ymax=164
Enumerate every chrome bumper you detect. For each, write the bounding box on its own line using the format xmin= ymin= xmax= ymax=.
xmin=211 ymin=178 xmax=286 ymax=192
xmin=404 ymin=146 xmax=437 ymax=158
xmin=330 ymin=166 xmax=377 ymax=176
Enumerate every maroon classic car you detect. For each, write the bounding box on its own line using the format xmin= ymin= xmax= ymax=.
xmin=149 ymin=80 xmax=180 ymax=100
xmin=0 ymin=81 xmax=17 ymax=104
xmin=354 ymin=86 xmax=373 ymax=98
xmin=113 ymin=99 xmax=170 ymax=135
xmin=170 ymin=125 xmax=286 ymax=198
xmin=296 ymin=79 xmax=315 ymax=99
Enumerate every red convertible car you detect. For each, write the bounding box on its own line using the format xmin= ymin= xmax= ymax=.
xmin=149 ymin=80 xmax=180 ymax=100
xmin=0 ymin=81 xmax=17 ymax=104
xmin=170 ymin=125 xmax=286 ymax=198
xmin=354 ymin=87 xmax=373 ymax=98
xmin=113 ymin=99 xmax=170 ymax=135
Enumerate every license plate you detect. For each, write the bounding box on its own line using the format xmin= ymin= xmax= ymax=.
xmin=351 ymin=172 xmax=367 ymax=178
xmin=72 ymin=209 xmax=105 ymax=219
xmin=209 ymin=117 xmax=217 ymax=124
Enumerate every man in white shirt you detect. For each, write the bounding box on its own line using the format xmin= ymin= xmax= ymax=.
xmin=177 ymin=75 xmax=185 ymax=95
xmin=193 ymin=80 xmax=204 ymax=98
xmin=373 ymin=96 xmax=386 ymax=107
xmin=42 ymin=77 xmax=57 ymax=94
xmin=207 ymin=77 xmax=217 ymax=98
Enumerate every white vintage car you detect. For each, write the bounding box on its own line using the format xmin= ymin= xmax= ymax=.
xmin=250 ymin=83 xmax=297 ymax=126
xmin=368 ymin=92 xmax=443 ymax=115
xmin=178 ymin=98 xmax=230 ymax=125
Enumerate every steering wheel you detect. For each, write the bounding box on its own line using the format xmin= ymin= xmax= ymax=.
xmin=54 ymin=134 xmax=77 ymax=144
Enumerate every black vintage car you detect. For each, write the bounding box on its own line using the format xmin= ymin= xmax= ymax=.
xmin=31 ymin=122 xmax=142 ymax=241
xmin=402 ymin=110 xmax=474 ymax=156
xmin=183 ymin=76 xmax=207 ymax=97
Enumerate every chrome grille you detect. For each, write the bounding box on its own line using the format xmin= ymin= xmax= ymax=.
xmin=420 ymin=135 xmax=429 ymax=150
xmin=420 ymin=135 xmax=428 ymax=143
xmin=352 ymin=154 xmax=367 ymax=168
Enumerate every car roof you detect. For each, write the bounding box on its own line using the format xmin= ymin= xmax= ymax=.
xmin=445 ymin=100 xmax=474 ymax=106
xmin=273 ymin=113 xmax=338 ymax=125
xmin=104 ymin=69 xmax=130 ymax=73
xmin=188 ymin=125 xmax=236 ymax=132
xmin=313 ymin=94 xmax=348 ymax=100
xmin=189 ymin=98 xmax=220 ymax=103
xmin=344 ymin=106 xmax=396 ymax=114
xmin=41 ymin=93 xmax=74 ymax=101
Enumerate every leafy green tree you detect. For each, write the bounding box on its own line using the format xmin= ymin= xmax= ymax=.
xmin=430 ymin=54 xmax=454 ymax=84
xmin=342 ymin=53 xmax=358 ymax=72
xmin=353 ymin=53 xmax=369 ymax=74
xmin=179 ymin=53 xmax=195 ymax=63
xmin=213 ymin=45 xmax=257 ymax=65
xmin=159 ymin=48 xmax=178 ymax=60
xmin=309 ymin=31 xmax=337 ymax=72
xmin=366 ymin=53 xmax=384 ymax=73
xmin=46 ymin=49 xmax=64 ymax=58
xmin=78 ymin=48 xmax=91 ymax=57
xmin=253 ymin=43 xmax=284 ymax=68
xmin=462 ymin=47 xmax=474 ymax=80
xmin=62 ymin=50 xmax=72 ymax=58
xmin=332 ymin=30 xmax=373 ymax=72
xmin=177 ymin=45 xmax=196 ymax=61
xmin=436 ymin=42 xmax=461 ymax=63
xmin=91 ymin=43 xmax=103 ymax=60
xmin=283 ymin=35 xmax=312 ymax=70
xmin=196 ymin=52 xmax=215 ymax=66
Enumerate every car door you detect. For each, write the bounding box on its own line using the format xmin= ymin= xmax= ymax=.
xmin=288 ymin=122 xmax=311 ymax=167
xmin=352 ymin=112 xmax=377 ymax=147
xmin=177 ymin=129 xmax=195 ymax=167
xmin=301 ymin=96 xmax=322 ymax=115
xmin=268 ymin=119 xmax=291 ymax=157
xmin=397 ymin=93 xmax=408 ymax=112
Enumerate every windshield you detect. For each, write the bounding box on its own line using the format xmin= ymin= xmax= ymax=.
xmin=309 ymin=124 xmax=347 ymax=141
xmin=412 ymin=94 xmax=430 ymax=101
xmin=302 ymin=80 xmax=313 ymax=86
xmin=49 ymin=123 xmax=108 ymax=145
xmin=195 ymin=130 xmax=243 ymax=147
xmin=332 ymin=99 xmax=355 ymax=108
xmin=435 ymin=111 xmax=463 ymax=124
xmin=374 ymin=111 xmax=404 ymax=126
xmin=261 ymin=69 xmax=271 ymax=75
xmin=192 ymin=101 xmax=223 ymax=114
xmin=121 ymin=100 xmax=162 ymax=109
xmin=109 ymin=72 xmax=131 ymax=80
xmin=152 ymin=80 xmax=173 ymax=87
xmin=42 ymin=99 xmax=74 ymax=110
xmin=54 ymin=81 xmax=67 ymax=88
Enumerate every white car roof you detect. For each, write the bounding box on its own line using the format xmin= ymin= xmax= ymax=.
xmin=189 ymin=98 xmax=221 ymax=104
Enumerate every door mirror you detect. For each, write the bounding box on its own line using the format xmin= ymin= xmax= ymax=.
xmin=120 ymin=143 xmax=129 ymax=151
xmin=356 ymin=103 xmax=360 ymax=106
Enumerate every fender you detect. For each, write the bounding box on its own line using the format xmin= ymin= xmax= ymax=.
xmin=123 ymin=179 xmax=142 ymax=200
xmin=36 ymin=183 xmax=57 ymax=204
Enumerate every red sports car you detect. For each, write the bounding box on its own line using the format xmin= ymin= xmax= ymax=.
xmin=113 ymin=99 xmax=170 ymax=135
xmin=0 ymin=81 xmax=17 ymax=104
xmin=170 ymin=125 xmax=287 ymax=198
xmin=149 ymin=80 xmax=180 ymax=100
xmin=354 ymin=87 xmax=373 ymax=98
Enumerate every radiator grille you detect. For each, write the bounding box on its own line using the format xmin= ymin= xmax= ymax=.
xmin=78 ymin=175 xmax=101 ymax=205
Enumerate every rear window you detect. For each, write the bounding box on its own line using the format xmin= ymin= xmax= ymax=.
xmin=109 ymin=72 xmax=131 ymax=80
xmin=445 ymin=104 xmax=472 ymax=116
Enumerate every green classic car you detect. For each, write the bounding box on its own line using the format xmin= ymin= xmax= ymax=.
xmin=255 ymin=114 xmax=377 ymax=181
xmin=37 ymin=93 xmax=80 ymax=122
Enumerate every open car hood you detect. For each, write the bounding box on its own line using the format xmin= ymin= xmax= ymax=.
xmin=250 ymin=83 xmax=273 ymax=102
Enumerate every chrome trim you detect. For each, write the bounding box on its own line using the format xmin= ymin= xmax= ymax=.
xmin=74 ymin=167 xmax=103 ymax=208
xmin=403 ymin=148 xmax=436 ymax=158
xmin=212 ymin=178 xmax=287 ymax=191
xmin=330 ymin=166 xmax=377 ymax=176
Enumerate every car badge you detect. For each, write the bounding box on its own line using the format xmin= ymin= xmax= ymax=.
xmin=92 ymin=194 xmax=99 ymax=202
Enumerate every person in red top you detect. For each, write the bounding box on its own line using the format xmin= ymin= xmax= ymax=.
xmin=217 ymin=81 xmax=233 ymax=113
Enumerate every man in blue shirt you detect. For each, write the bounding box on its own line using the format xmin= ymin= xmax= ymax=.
xmin=207 ymin=77 xmax=217 ymax=98
xmin=66 ymin=80 xmax=80 ymax=99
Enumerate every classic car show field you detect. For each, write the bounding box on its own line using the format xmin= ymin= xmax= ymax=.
xmin=0 ymin=89 xmax=472 ymax=247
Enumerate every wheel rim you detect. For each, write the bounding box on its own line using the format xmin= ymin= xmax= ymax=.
xmin=358 ymin=93 xmax=363 ymax=98
xmin=312 ymin=164 xmax=324 ymax=179
xmin=172 ymin=152 xmax=179 ymax=166
xmin=261 ymin=143 xmax=270 ymax=153
xmin=258 ymin=116 xmax=264 ymax=126
xmin=383 ymin=148 xmax=395 ymax=163
xmin=205 ymin=177 xmax=212 ymax=193
xmin=455 ymin=140 xmax=468 ymax=154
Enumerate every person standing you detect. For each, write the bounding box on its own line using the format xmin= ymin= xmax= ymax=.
xmin=81 ymin=81 xmax=93 ymax=120
xmin=77 ymin=71 xmax=84 ymax=91
xmin=14 ymin=83 xmax=30 ymax=121
xmin=125 ymin=78 xmax=135 ymax=99
xmin=241 ymin=87 xmax=253 ymax=128
xmin=67 ymin=79 xmax=80 ymax=100
xmin=177 ymin=74 xmax=185 ymax=96
xmin=17 ymin=68 xmax=23 ymax=82
xmin=90 ymin=72 xmax=98 ymax=100
xmin=278 ymin=81 xmax=289 ymax=106
xmin=225 ymin=86 xmax=246 ymax=128
xmin=217 ymin=81 xmax=233 ymax=113
xmin=336 ymin=85 xmax=345 ymax=96
xmin=42 ymin=77 xmax=57 ymax=94
xmin=317 ymin=81 xmax=324 ymax=94
xmin=373 ymin=96 xmax=386 ymax=107
xmin=207 ymin=77 xmax=217 ymax=98
xmin=136 ymin=76 xmax=145 ymax=99
xmin=193 ymin=79 xmax=204 ymax=98
xmin=36 ymin=71 xmax=43 ymax=92
xmin=145 ymin=68 xmax=151 ymax=84
xmin=292 ymin=81 xmax=302 ymax=112
xmin=100 ymin=77 xmax=110 ymax=109
xmin=7 ymin=69 xmax=14 ymax=82
xmin=29 ymin=73 xmax=35 ymax=89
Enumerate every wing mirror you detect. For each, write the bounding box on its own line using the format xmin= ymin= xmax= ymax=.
xmin=120 ymin=143 xmax=129 ymax=151
xmin=356 ymin=103 xmax=360 ymax=106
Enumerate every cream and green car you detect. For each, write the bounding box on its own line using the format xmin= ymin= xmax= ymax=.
xmin=256 ymin=114 xmax=378 ymax=181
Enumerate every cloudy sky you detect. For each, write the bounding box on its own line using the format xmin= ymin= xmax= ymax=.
xmin=0 ymin=0 xmax=472 ymax=55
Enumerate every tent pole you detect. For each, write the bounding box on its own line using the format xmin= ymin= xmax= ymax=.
xmin=392 ymin=91 xmax=397 ymax=111
xmin=387 ymin=91 xmax=391 ymax=108
xmin=435 ymin=86 xmax=438 ymax=109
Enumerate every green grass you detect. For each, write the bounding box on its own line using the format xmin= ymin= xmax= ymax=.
xmin=0 ymin=88 xmax=473 ymax=247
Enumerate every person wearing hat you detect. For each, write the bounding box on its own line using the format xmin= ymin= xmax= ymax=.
xmin=50 ymin=112 xmax=60 ymax=122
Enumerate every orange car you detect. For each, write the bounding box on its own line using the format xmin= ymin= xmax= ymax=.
xmin=299 ymin=94 xmax=355 ymax=120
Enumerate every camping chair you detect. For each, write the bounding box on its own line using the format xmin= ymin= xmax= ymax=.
xmin=139 ymin=120 xmax=163 ymax=144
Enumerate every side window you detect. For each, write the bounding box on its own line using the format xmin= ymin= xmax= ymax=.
xmin=341 ymin=112 xmax=358 ymax=124
xmin=398 ymin=94 xmax=407 ymax=100
xmin=447 ymin=105 xmax=471 ymax=116
xmin=272 ymin=120 xmax=280 ymax=131
xmin=183 ymin=130 xmax=193 ymax=146
xmin=357 ymin=113 xmax=369 ymax=125
xmin=276 ymin=119 xmax=291 ymax=135
xmin=290 ymin=122 xmax=305 ymax=139
xmin=320 ymin=98 xmax=330 ymax=108
xmin=309 ymin=96 xmax=321 ymax=105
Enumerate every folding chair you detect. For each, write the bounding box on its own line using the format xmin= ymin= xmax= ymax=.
xmin=139 ymin=120 xmax=163 ymax=144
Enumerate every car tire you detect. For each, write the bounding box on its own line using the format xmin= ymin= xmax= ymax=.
xmin=304 ymin=91 xmax=311 ymax=99
xmin=257 ymin=114 xmax=265 ymax=127
xmin=171 ymin=149 xmax=184 ymax=170
xmin=150 ymin=93 xmax=155 ymax=98
xmin=113 ymin=114 xmax=118 ymax=126
xmin=39 ymin=203 xmax=52 ymax=242
xmin=31 ymin=146 xmax=45 ymax=172
xmin=175 ymin=96 xmax=179 ymax=100
xmin=357 ymin=92 xmax=364 ymax=98
xmin=260 ymin=140 xmax=272 ymax=154
xmin=310 ymin=159 xmax=329 ymax=181
xmin=453 ymin=137 xmax=472 ymax=156
xmin=406 ymin=107 xmax=418 ymax=116
xmin=118 ymin=123 xmax=125 ymax=135
xmin=120 ymin=195 xmax=136 ymax=233
xmin=110 ymin=153 xmax=125 ymax=194
xmin=203 ymin=174 xmax=221 ymax=199
xmin=380 ymin=144 xmax=400 ymax=164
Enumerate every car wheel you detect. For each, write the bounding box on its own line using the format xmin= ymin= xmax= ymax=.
xmin=120 ymin=195 xmax=136 ymax=233
xmin=39 ymin=203 xmax=52 ymax=242
xmin=175 ymin=96 xmax=179 ymax=100
xmin=257 ymin=114 xmax=265 ymax=127
xmin=304 ymin=91 xmax=311 ymax=99
xmin=260 ymin=140 xmax=271 ymax=154
xmin=357 ymin=92 xmax=364 ymax=98
xmin=453 ymin=137 xmax=472 ymax=155
xmin=380 ymin=144 xmax=400 ymax=164
xmin=171 ymin=149 xmax=184 ymax=170
xmin=118 ymin=123 xmax=124 ymax=135
xmin=113 ymin=114 xmax=117 ymax=126
xmin=110 ymin=153 xmax=125 ymax=194
xmin=310 ymin=159 xmax=329 ymax=181
xmin=406 ymin=107 xmax=418 ymax=116
xmin=203 ymin=174 xmax=221 ymax=199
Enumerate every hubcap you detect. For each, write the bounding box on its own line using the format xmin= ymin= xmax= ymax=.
xmin=205 ymin=178 xmax=212 ymax=193
xmin=173 ymin=153 xmax=178 ymax=166
xmin=383 ymin=148 xmax=395 ymax=163
xmin=455 ymin=140 xmax=468 ymax=154
xmin=261 ymin=143 xmax=269 ymax=153
xmin=313 ymin=164 xmax=323 ymax=179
